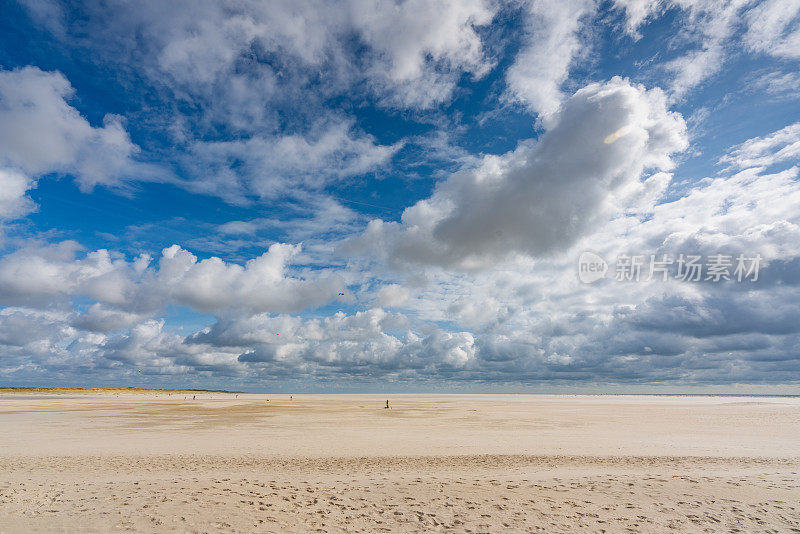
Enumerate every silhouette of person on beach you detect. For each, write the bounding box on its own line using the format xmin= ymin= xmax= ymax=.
xmin=385 ymin=400 xmax=390 ymax=409
xmin=192 ymin=395 xmax=195 ymax=400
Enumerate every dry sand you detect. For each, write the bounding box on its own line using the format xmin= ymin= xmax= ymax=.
xmin=1 ymin=392 xmax=799 ymax=532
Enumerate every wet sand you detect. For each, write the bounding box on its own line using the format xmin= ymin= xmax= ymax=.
xmin=1 ymin=393 xmax=799 ymax=532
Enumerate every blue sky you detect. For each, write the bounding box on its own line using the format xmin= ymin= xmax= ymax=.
xmin=0 ymin=0 xmax=799 ymax=392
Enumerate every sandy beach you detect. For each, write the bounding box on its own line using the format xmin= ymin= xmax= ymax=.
xmin=1 ymin=392 xmax=799 ymax=532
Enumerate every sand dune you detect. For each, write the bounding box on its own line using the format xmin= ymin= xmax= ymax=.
xmin=1 ymin=393 xmax=799 ymax=532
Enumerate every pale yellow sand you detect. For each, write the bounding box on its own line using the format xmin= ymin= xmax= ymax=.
xmin=1 ymin=393 xmax=799 ymax=532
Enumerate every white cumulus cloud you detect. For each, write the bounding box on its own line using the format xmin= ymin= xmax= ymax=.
xmin=0 ymin=66 xmax=143 ymax=191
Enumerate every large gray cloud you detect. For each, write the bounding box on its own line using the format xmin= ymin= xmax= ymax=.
xmin=351 ymin=77 xmax=687 ymax=268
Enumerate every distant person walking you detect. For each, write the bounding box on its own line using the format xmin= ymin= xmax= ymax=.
xmin=385 ymin=400 xmax=390 ymax=409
